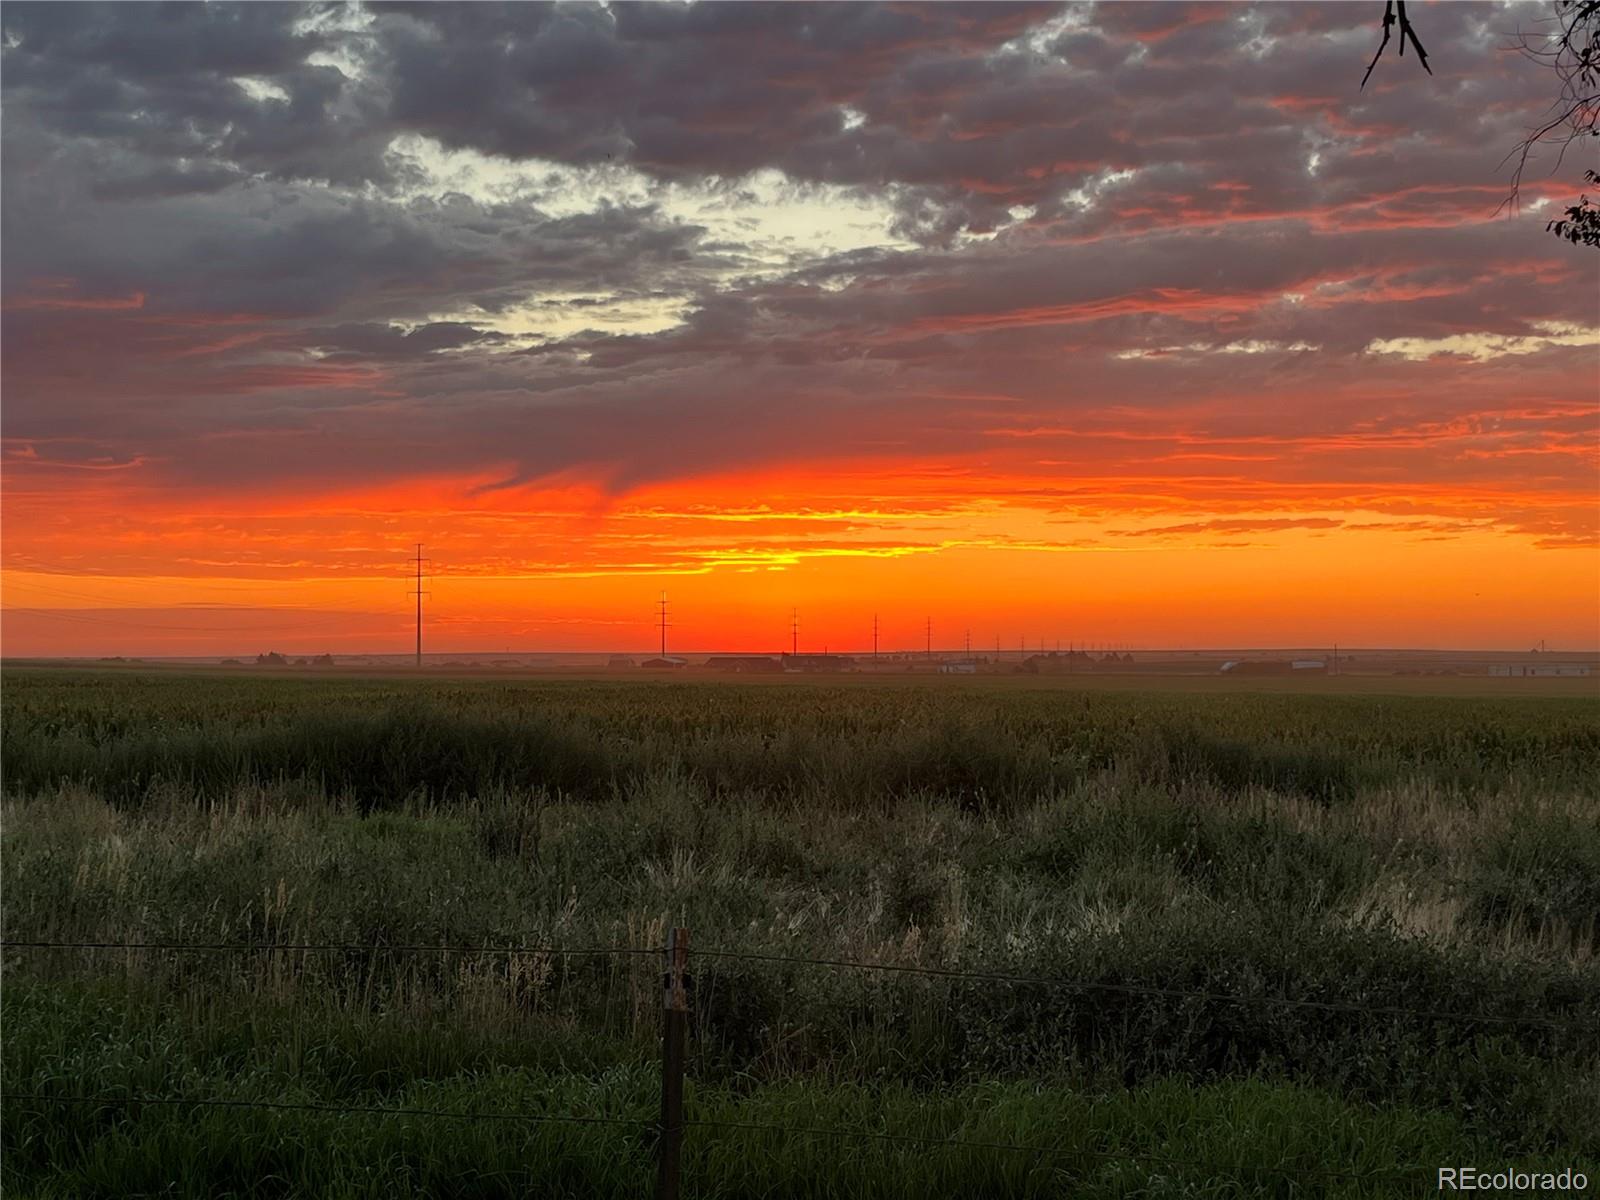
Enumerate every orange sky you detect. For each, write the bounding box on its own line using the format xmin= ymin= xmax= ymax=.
xmin=4 ymin=454 xmax=1596 ymax=654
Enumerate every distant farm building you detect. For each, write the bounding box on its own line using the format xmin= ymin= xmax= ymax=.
xmin=782 ymin=653 xmax=857 ymax=673
xmin=1488 ymin=663 xmax=1592 ymax=677
xmin=607 ymin=656 xmax=637 ymax=669
xmin=1221 ymin=659 xmax=1326 ymax=675
xmin=1019 ymin=651 xmax=1133 ymax=674
xmin=639 ymin=656 xmax=688 ymax=669
xmin=939 ymin=661 xmax=978 ymax=674
xmin=707 ymin=655 xmax=783 ymax=673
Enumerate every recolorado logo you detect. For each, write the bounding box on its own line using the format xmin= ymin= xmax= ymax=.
xmin=1438 ymin=1167 xmax=1588 ymax=1192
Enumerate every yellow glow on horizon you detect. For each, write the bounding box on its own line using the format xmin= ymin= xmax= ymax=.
xmin=4 ymin=491 xmax=1596 ymax=655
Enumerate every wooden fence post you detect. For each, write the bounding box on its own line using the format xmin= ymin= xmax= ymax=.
xmin=655 ymin=926 xmax=689 ymax=1200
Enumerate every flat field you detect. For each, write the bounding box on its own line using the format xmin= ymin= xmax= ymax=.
xmin=3 ymin=668 xmax=1598 ymax=1197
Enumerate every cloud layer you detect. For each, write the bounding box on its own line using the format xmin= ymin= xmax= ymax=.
xmin=2 ymin=1 xmax=1596 ymax=650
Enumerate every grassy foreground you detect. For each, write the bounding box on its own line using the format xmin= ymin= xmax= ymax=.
xmin=3 ymin=670 xmax=1598 ymax=1196
xmin=4 ymin=983 xmax=1537 ymax=1200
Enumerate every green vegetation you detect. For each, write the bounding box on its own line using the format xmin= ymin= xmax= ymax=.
xmin=4 ymin=670 xmax=1598 ymax=1197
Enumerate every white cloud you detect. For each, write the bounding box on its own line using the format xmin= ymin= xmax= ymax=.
xmin=1115 ymin=340 xmax=1318 ymax=360
xmin=383 ymin=138 xmax=915 ymax=340
xmin=294 ymin=3 xmax=376 ymax=79
xmin=1062 ymin=168 xmax=1136 ymax=212
xmin=1001 ymin=7 xmax=1091 ymax=57
xmin=387 ymin=136 xmax=910 ymax=272
xmin=1364 ymin=322 xmax=1599 ymax=362
xmin=469 ymin=292 xmax=693 ymax=343
xmin=233 ymin=77 xmax=290 ymax=104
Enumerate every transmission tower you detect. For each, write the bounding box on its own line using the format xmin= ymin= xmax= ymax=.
xmin=872 ymin=613 xmax=879 ymax=660
xmin=658 ymin=592 xmax=670 ymax=657
xmin=408 ymin=544 xmax=430 ymax=668
xmin=791 ymin=608 xmax=799 ymax=656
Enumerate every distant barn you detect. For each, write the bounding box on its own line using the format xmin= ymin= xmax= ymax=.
xmin=706 ymin=655 xmax=783 ymax=673
xmin=1488 ymin=663 xmax=1591 ymax=677
xmin=782 ymin=654 xmax=857 ymax=673
xmin=1220 ymin=659 xmax=1326 ymax=675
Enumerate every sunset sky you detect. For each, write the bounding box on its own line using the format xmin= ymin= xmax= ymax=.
xmin=2 ymin=1 xmax=1597 ymax=656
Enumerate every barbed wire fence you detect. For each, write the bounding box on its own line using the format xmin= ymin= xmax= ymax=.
xmin=6 ymin=931 xmax=1596 ymax=1198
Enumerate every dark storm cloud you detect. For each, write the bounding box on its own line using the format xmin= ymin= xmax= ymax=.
xmin=1 ymin=0 xmax=1594 ymax=547
xmin=3 ymin=1 xmax=1059 ymax=203
xmin=3 ymin=174 xmax=703 ymax=321
xmin=375 ymin=0 xmax=1054 ymax=173
xmin=1 ymin=2 xmax=392 ymax=188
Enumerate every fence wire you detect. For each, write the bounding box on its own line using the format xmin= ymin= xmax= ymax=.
xmin=6 ymin=938 xmax=1593 ymax=1032
xmin=4 ymin=1091 xmax=650 ymax=1130
xmin=691 ymin=947 xmax=1598 ymax=1032
xmin=1 ymin=939 xmax=653 ymax=958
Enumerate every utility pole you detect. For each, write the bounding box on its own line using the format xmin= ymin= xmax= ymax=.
xmin=925 ymin=617 xmax=932 ymax=660
xmin=658 ymin=592 xmax=670 ymax=658
xmin=964 ymin=629 xmax=971 ymax=657
xmin=872 ymin=613 xmax=879 ymax=660
xmin=791 ymin=608 xmax=799 ymax=657
xmin=409 ymin=544 xmax=429 ymax=668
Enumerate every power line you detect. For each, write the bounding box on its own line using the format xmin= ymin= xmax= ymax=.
xmin=2 ymin=576 xmax=411 ymax=638
xmin=685 ymin=949 xmax=1597 ymax=1032
xmin=5 ymin=1092 xmax=650 ymax=1130
xmin=2 ymin=577 xmax=327 ymax=604
xmin=2 ymin=939 xmax=654 ymax=958
xmin=0 ymin=607 xmax=403 ymax=634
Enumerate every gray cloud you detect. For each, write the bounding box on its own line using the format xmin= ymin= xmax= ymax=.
xmin=1 ymin=0 xmax=1593 ymax=551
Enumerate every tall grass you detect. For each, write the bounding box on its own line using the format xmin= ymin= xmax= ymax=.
xmin=4 ymin=671 xmax=1597 ymax=1194
xmin=4 ymin=673 xmax=1596 ymax=809
xmin=7 ymin=984 xmax=1574 ymax=1200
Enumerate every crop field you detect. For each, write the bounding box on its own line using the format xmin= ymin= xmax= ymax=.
xmin=3 ymin=668 xmax=1598 ymax=1197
